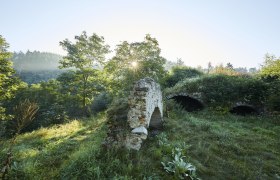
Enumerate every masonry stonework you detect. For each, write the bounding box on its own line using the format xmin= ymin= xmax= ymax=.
xmin=126 ymin=78 xmax=163 ymax=150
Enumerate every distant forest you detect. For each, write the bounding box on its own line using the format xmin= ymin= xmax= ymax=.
xmin=11 ymin=51 xmax=64 ymax=84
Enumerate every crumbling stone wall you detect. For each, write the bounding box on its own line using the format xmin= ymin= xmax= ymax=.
xmin=126 ymin=78 xmax=163 ymax=150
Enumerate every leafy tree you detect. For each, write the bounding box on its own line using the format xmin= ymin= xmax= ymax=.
xmin=226 ymin=62 xmax=234 ymax=70
xmin=57 ymin=70 xmax=104 ymax=116
xmin=260 ymin=53 xmax=280 ymax=80
xmin=59 ymin=31 xmax=110 ymax=114
xmin=0 ymin=36 xmax=23 ymax=121
xmin=163 ymin=66 xmax=203 ymax=88
xmin=259 ymin=54 xmax=280 ymax=112
xmin=207 ymin=62 xmax=213 ymax=74
xmin=105 ymin=34 xmax=167 ymax=94
xmin=176 ymin=58 xmax=185 ymax=66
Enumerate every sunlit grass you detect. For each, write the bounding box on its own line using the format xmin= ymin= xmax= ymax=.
xmin=1 ymin=111 xmax=279 ymax=179
xmin=163 ymin=110 xmax=280 ymax=179
xmin=0 ymin=114 xmax=107 ymax=179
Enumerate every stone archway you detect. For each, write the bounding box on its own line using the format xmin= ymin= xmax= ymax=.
xmin=167 ymin=93 xmax=204 ymax=112
xmin=230 ymin=104 xmax=258 ymax=115
xmin=149 ymin=107 xmax=162 ymax=129
xmin=126 ymin=78 xmax=163 ymax=150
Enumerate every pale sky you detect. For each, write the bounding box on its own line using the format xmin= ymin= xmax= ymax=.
xmin=1 ymin=0 xmax=280 ymax=68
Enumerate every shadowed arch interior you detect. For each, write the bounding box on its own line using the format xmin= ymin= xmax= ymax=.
xmin=171 ymin=95 xmax=204 ymax=112
xmin=229 ymin=105 xmax=258 ymax=115
xmin=149 ymin=107 xmax=162 ymax=129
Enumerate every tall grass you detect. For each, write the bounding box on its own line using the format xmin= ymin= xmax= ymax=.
xmin=1 ymin=110 xmax=279 ymax=179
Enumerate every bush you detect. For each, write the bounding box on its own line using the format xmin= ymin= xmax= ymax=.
xmin=4 ymin=80 xmax=69 ymax=134
xmin=91 ymin=92 xmax=112 ymax=114
xmin=163 ymin=66 xmax=203 ymax=88
xmin=265 ymin=80 xmax=280 ymax=112
xmin=165 ymin=74 xmax=267 ymax=110
xmin=106 ymin=98 xmax=129 ymax=127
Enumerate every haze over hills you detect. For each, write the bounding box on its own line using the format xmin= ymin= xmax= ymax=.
xmin=11 ymin=51 xmax=64 ymax=84
xmin=12 ymin=51 xmax=62 ymax=71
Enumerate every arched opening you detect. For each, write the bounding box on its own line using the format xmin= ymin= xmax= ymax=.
xmin=229 ymin=105 xmax=258 ymax=116
xmin=171 ymin=95 xmax=204 ymax=112
xmin=149 ymin=107 xmax=162 ymax=129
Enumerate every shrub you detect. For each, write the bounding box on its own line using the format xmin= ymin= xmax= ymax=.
xmin=165 ymin=74 xmax=267 ymax=110
xmin=163 ymin=66 xmax=203 ymax=88
xmin=4 ymin=80 xmax=69 ymax=133
xmin=265 ymin=79 xmax=280 ymax=112
xmin=91 ymin=92 xmax=112 ymax=114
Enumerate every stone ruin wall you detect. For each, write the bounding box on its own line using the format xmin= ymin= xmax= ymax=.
xmin=126 ymin=78 xmax=163 ymax=150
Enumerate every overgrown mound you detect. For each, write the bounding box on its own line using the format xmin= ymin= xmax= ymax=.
xmin=165 ymin=75 xmax=267 ymax=112
xmin=104 ymin=98 xmax=130 ymax=147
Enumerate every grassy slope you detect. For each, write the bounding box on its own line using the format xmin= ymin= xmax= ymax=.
xmin=163 ymin=110 xmax=280 ymax=179
xmin=1 ymin=111 xmax=279 ymax=179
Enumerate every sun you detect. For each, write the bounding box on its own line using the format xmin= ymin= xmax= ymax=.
xmin=131 ymin=61 xmax=138 ymax=68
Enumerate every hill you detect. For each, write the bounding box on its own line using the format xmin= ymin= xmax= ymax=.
xmin=11 ymin=51 xmax=64 ymax=84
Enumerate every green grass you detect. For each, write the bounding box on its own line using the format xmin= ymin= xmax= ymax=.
xmin=1 ymin=111 xmax=280 ymax=179
xmin=163 ymin=110 xmax=280 ymax=179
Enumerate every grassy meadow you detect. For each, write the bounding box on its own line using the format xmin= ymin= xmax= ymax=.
xmin=1 ymin=109 xmax=279 ymax=179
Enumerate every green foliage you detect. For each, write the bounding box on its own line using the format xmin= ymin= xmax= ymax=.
xmin=13 ymin=99 xmax=39 ymax=134
xmin=163 ymin=66 xmax=203 ymax=88
xmin=210 ymin=64 xmax=240 ymax=76
xmin=15 ymin=70 xmax=64 ymax=84
xmin=157 ymin=133 xmax=198 ymax=179
xmin=59 ymin=31 xmax=110 ymax=69
xmin=59 ymin=31 xmax=110 ymax=114
xmin=265 ymin=79 xmax=280 ymax=112
xmin=0 ymin=99 xmax=38 ymax=179
xmin=259 ymin=54 xmax=280 ymax=80
xmin=161 ymin=147 xmax=198 ymax=179
xmin=165 ymin=74 xmax=267 ymax=110
xmin=5 ymin=80 xmax=69 ymax=133
xmin=91 ymin=92 xmax=112 ymax=114
xmin=57 ymin=70 xmax=105 ymax=115
xmin=105 ymin=34 xmax=167 ymax=95
xmin=106 ymin=98 xmax=129 ymax=127
xmin=0 ymin=35 xmax=24 ymax=121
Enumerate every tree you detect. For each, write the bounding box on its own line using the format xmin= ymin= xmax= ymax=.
xmin=176 ymin=58 xmax=185 ymax=66
xmin=207 ymin=62 xmax=213 ymax=74
xmin=105 ymin=34 xmax=167 ymax=94
xmin=259 ymin=54 xmax=280 ymax=112
xmin=226 ymin=62 xmax=234 ymax=70
xmin=59 ymin=32 xmax=110 ymax=115
xmin=260 ymin=53 xmax=280 ymax=80
xmin=0 ymin=35 xmax=23 ymax=121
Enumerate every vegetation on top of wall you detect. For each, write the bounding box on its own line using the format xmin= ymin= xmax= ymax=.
xmin=165 ymin=74 xmax=267 ymax=111
xmin=163 ymin=66 xmax=203 ymax=88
